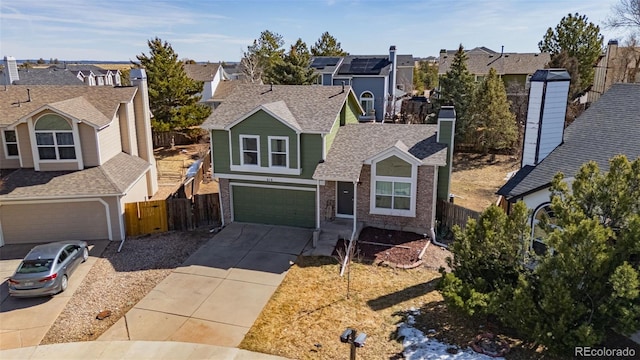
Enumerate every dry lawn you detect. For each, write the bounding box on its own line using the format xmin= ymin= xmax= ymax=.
xmin=241 ymin=257 xmax=563 ymax=360
xmin=241 ymin=257 xmax=442 ymax=359
xmin=450 ymin=153 xmax=520 ymax=212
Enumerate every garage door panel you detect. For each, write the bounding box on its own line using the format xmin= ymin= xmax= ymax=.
xmin=1 ymin=202 xmax=109 ymax=244
xmin=232 ymin=186 xmax=315 ymax=228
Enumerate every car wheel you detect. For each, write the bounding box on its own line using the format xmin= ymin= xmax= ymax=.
xmin=82 ymin=247 xmax=89 ymax=262
xmin=60 ymin=275 xmax=68 ymax=293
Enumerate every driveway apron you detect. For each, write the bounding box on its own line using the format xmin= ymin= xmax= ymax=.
xmin=99 ymin=223 xmax=311 ymax=347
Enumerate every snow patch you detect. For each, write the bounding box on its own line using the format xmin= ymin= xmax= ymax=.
xmin=398 ymin=309 xmax=504 ymax=360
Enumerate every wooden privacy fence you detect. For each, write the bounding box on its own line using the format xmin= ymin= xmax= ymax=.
xmin=124 ymin=200 xmax=169 ymax=236
xmin=436 ymin=199 xmax=480 ymax=230
xmin=174 ymin=150 xmax=211 ymax=199
xmin=125 ymin=193 xmax=220 ymax=236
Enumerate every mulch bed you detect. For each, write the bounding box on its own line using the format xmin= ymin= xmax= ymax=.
xmin=333 ymin=227 xmax=430 ymax=267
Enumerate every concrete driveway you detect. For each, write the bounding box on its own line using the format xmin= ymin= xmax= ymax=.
xmin=0 ymin=241 xmax=108 ymax=350
xmin=98 ymin=223 xmax=312 ymax=347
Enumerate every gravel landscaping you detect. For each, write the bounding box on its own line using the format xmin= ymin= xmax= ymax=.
xmin=40 ymin=230 xmax=210 ymax=344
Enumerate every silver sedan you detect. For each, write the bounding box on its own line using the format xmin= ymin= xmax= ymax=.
xmin=8 ymin=240 xmax=89 ymax=297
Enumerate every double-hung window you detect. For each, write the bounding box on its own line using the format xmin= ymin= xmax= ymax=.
xmin=35 ymin=114 xmax=76 ymax=160
xmin=360 ymin=91 xmax=374 ymax=115
xmin=375 ymin=181 xmax=411 ymax=210
xmin=240 ymin=135 xmax=259 ymax=166
xmin=268 ymin=136 xmax=288 ymax=168
xmin=3 ymin=130 xmax=19 ymax=157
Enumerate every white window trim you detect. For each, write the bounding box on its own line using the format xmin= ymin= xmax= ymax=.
xmin=531 ymin=203 xmax=557 ymax=255
xmin=239 ymin=134 xmax=260 ymax=167
xmin=2 ymin=129 xmax=19 ymax=159
xmin=268 ymin=136 xmax=289 ymax=168
xmin=27 ymin=114 xmax=84 ymax=170
xmin=360 ymin=91 xmax=375 ymax=115
xmin=369 ymin=158 xmax=417 ymax=217
xmin=230 ymin=133 xmax=301 ymax=175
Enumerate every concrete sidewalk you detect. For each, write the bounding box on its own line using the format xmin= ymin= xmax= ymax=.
xmin=99 ymin=223 xmax=311 ymax=348
xmin=0 ymin=340 xmax=289 ymax=359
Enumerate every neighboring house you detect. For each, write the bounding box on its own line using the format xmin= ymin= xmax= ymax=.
xmin=438 ymin=47 xmax=550 ymax=91
xmin=0 ymin=69 xmax=158 ymax=246
xmin=64 ymin=64 xmax=122 ymax=86
xmin=201 ymin=84 xmax=455 ymax=237
xmin=183 ymin=63 xmax=232 ymax=108
xmin=0 ymin=57 xmax=122 ymax=87
xmin=497 ymin=70 xmax=640 ymax=254
xmin=310 ymin=46 xmax=414 ymax=122
xmin=588 ymin=40 xmax=640 ymax=103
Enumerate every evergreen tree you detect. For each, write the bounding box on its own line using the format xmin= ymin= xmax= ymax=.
xmin=413 ymin=60 xmax=439 ymax=94
xmin=440 ymin=155 xmax=640 ymax=355
xmin=134 ymin=37 xmax=211 ymax=132
xmin=271 ymin=38 xmax=318 ymax=85
xmin=470 ymin=68 xmax=518 ymax=152
xmin=311 ymin=31 xmax=348 ymax=56
xmin=538 ymin=13 xmax=604 ymax=90
xmin=439 ymin=44 xmax=476 ymax=144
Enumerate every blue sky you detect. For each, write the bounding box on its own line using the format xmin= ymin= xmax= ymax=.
xmin=0 ymin=0 xmax=624 ymax=62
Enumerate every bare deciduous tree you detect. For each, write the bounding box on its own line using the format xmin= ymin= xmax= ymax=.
xmin=605 ymin=0 xmax=640 ymax=32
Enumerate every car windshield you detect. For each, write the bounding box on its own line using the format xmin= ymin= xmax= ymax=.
xmin=16 ymin=259 xmax=54 ymax=274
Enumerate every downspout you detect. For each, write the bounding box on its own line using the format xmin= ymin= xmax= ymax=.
xmin=431 ymin=165 xmax=448 ymax=248
xmin=340 ymin=179 xmax=358 ymax=276
xmin=316 ymin=180 xmax=321 ymax=229
xmin=117 ymin=196 xmax=126 ymax=252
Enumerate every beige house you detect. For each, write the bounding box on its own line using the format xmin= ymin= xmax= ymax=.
xmin=0 ymin=69 xmax=158 ymax=246
xmin=588 ymin=40 xmax=640 ymax=103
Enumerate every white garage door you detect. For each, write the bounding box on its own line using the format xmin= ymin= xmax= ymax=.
xmin=0 ymin=201 xmax=109 ymax=245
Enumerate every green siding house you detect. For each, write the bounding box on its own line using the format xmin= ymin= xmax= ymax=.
xmin=201 ymin=84 xmax=455 ymax=237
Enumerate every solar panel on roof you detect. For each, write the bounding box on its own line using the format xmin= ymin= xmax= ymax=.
xmin=310 ymin=57 xmax=341 ymax=69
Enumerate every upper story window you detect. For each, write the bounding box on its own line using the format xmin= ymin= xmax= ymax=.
xmin=35 ymin=114 xmax=76 ymax=160
xmin=360 ymin=92 xmax=374 ymax=115
xmin=268 ymin=136 xmax=289 ymax=168
xmin=3 ymin=130 xmax=19 ymax=158
xmin=370 ymin=155 xmax=416 ymax=217
xmin=240 ymin=135 xmax=260 ymax=166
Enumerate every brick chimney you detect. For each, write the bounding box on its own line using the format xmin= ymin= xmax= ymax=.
xmin=130 ymin=68 xmax=158 ymax=195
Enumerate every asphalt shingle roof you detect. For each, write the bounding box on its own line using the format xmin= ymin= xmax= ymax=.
xmin=438 ymin=52 xmax=550 ymax=75
xmin=313 ymin=124 xmax=448 ymax=182
xmin=0 ymin=153 xmax=150 ymax=199
xmin=200 ymin=84 xmax=356 ymax=133
xmin=183 ymin=63 xmax=221 ymax=82
xmin=498 ymin=83 xmax=640 ymax=199
xmin=0 ymin=68 xmax=85 ymax=86
xmin=0 ymin=85 xmax=137 ymax=127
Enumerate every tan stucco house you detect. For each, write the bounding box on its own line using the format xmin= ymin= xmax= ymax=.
xmin=0 ymin=69 xmax=158 ymax=246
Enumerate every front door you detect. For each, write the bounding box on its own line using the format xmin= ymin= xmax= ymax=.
xmin=337 ymin=182 xmax=354 ymax=217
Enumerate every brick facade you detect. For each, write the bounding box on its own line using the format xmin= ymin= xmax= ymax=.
xmin=318 ymin=165 xmax=437 ymax=234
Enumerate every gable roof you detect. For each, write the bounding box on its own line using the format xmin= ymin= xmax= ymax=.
xmin=0 ymin=152 xmax=150 ymax=199
xmin=200 ymin=84 xmax=358 ymax=133
xmin=0 ymin=68 xmax=85 ymax=86
xmin=211 ymin=80 xmax=239 ymax=102
xmin=183 ymin=63 xmax=221 ymax=82
xmin=313 ymin=123 xmax=448 ymax=182
xmin=0 ymin=85 xmax=137 ymax=127
xmin=438 ymin=52 xmax=550 ymax=76
xmin=497 ymin=83 xmax=640 ymax=199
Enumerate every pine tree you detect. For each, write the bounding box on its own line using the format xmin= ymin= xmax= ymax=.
xmin=311 ymin=31 xmax=348 ymax=56
xmin=439 ymin=44 xmax=476 ymax=144
xmin=134 ymin=37 xmax=211 ymax=132
xmin=271 ymin=39 xmax=318 ymax=85
xmin=470 ymin=68 xmax=518 ymax=152
xmin=538 ymin=13 xmax=604 ymax=90
xmin=440 ymin=155 xmax=640 ymax=355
